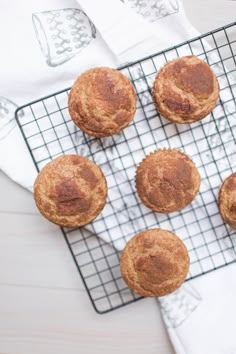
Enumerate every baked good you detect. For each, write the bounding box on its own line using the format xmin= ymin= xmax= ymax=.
xmin=34 ymin=154 xmax=107 ymax=227
xmin=152 ymin=55 xmax=219 ymax=124
xmin=218 ymin=172 xmax=236 ymax=229
xmin=68 ymin=67 xmax=136 ymax=137
xmin=120 ymin=228 xmax=190 ymax=297
xmin=135 ymin=149 xmax=200 ymax=213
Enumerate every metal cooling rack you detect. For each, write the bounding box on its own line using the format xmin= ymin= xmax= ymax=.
xmin=15 ymin=22 xmax=236 ymax=314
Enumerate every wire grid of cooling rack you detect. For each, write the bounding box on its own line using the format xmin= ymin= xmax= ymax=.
xmin=16 ymin=22 xmax=236 ymax=314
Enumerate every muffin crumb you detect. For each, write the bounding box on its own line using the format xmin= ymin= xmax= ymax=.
xmin=152 ymin=55 xmax=219 ymax=124
xmin=218 ymin=172 xmax=236 ymax=229
xmin=120 ymin=228 xmax=190 ymax=297
xmin=34 ymin=154 xmax=107 ymax=227
xmin=135 ymin=149 xmax=200 ymax=213
xmin=68 ymin=67 xmax=136 ymax=137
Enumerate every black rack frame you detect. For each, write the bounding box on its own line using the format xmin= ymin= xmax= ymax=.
xmin=15 ymin=22 xmax=236 ymax=314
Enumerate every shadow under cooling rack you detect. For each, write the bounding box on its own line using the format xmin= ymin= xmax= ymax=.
xmin=16 ymin=22 xmax=236 ymax=313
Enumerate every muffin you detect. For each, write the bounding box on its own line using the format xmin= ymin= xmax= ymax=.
xmin=34 ymin=154 xmax=107 ymax=227
xmin=218 ymin=172 xmax=236 ymax=229
xmin=120 ymin=228 xmax=190 ymax=297
xmin=153 ymin=55 xmax=219 ymax=124
xmin=135 ymin=149 xmax=200 ymax=213
xmin=68 ymin=67 xmax=136 ymax=137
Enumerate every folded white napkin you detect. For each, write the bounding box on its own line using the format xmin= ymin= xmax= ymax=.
xmin=1 ymin=1 xmax=236 ymax=353
xmin=159 ymin=263 xmax=236 ymax=354
xmin=78 ymin=0 xmax=199 ymax=62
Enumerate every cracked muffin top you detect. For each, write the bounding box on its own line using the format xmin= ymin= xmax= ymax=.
xmin=218 ymin=172 xmax=236 ymax=229
xmin=135 ymin=149 xmax=201 ymax=213
xmin=68 ymin=67 xmax=136 ymax=137
xmin=120 ymin=228 xmax=190 ymax=297
xmin=152 ymin=55 xmax=219 ymax=124
xmin=34 ymin=154 xmax=107 ymax=228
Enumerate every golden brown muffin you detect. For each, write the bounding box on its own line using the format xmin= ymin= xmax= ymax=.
xmin=153 ymin=55 xmax=219 ymax=124
xmin=218 ymin=172 xmax=236 ymax=229
xmin=120 ymin=228 xmax=190 ymax=297
xmin=135 ymin=149 xmax=200 ymax=213
xmin=68 ymin=67 xmax=136 ymax=137
xmin=34 ymin=155 xmax=107 ymax=228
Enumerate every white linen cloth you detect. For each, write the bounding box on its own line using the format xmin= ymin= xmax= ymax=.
xmin=0 ymin=1 xmax=236 ymax=353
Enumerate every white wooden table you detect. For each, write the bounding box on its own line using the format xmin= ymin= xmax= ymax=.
xmin=0 ymin=1 xmax=235 ymax=353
